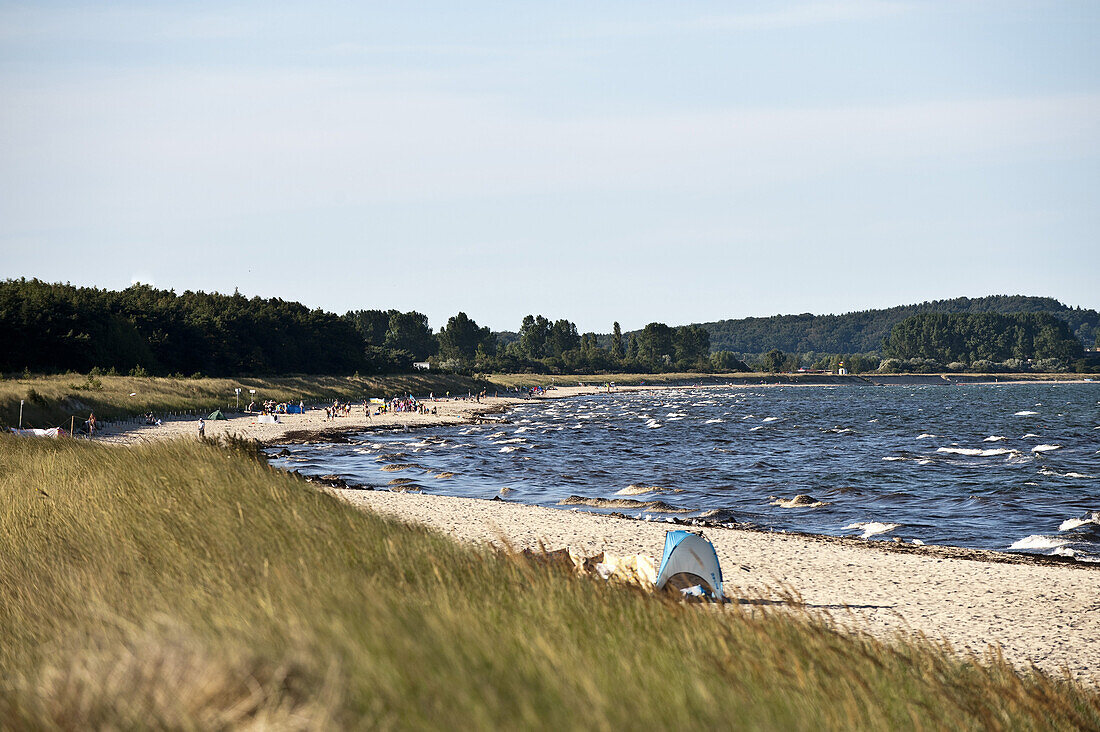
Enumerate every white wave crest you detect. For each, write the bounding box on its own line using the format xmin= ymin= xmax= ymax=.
xmin=762 ymin=417 xmax=781 ymax=422
xmin=844 ymin=521 xmax=900 ymax=538
xmin=704 ymin=418 xmax=724 ymax=424
xmin=1009 ymin=535 xmax=1070 ymax=550
xmin=936 ymin=447 xmax=1014 ymax=457
xmin=1031 ymin=444 xmax=1062 ymax=453
xmin=1059 ymin=512 xmax=1100 ymax=532
xmin=882 ymin=456 xmax=907 ymax=461
xmin=916 ymin=433 xmax=936 ymax=439
xmin=1015 ymin=410 xmax=1039 ymax=416
xmin=983 ymin=435 xmax=1006 ymax=442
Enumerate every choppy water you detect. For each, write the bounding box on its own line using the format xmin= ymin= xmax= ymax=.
xmin=269 ymin=384 xmax=1100 ymax=561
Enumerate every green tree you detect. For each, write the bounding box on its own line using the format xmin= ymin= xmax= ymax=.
xmin=761 ymin=348 xmax=785 ymax=373
xmin=547 ymin=319 xmax=580 ymax=357
xmin=611 ymin=322 xmax=625 ymax=359
xmin=637 ymin=323 xmax=674 ymax=369
xmin=384 ymin=311 xmax=436 ymax=360
xmin=519 ymin=315 xmax=551 ymax=359
xmin=437 ymin=312 xmax=494 ymax=361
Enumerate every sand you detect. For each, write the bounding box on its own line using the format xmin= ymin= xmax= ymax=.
xmin=93 ymin=386 xmax=607 ymax=445
xmin=98 ymin=381 xmax=1100 ymax=682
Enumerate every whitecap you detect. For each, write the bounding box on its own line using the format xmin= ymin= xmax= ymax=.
xmin=1009 ymin=535 xmax=1070 ymax=550
xmin=882 ymin=456 xmax=907 ymax=462
xmin=704 ymin=418 xmax=725 ymax=424
xmin=910 ymin=539 xmax=925 ymax=546
xmin=1059 ymin=513 xmax=1099 ymax=532
xmin=1014 ymin=410 xmax=1039 ymax=416
xmin=749 ymin=426 xmax=765 ymax=431
xmin=499 ymin=446 xmax=521 ymax=453
xmin=1022 ymin=433 xmax=1041 ymax=439
xmin=916 ymin=433 xmax=936 ymax=440
xmin=844 ymin=522 xmax=900 ymax=539
xmin=983 ymin=436 xmax=1006 ymax=442
xmin=1031 ymin=444 xmax=1061 ymax=453
xmin=762 ymin=417 xmax=781 ymax=422
xmin=936 ymin=447 xmax=1014 ymax=457
xmin=1051 ymin=547 xmax=1077 ymax=558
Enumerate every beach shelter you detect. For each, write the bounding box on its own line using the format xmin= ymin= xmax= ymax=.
xmin=206 ymin=410 xmax=228 ymax=420
xmin=654 ymin=530 xmax=724 ymax=601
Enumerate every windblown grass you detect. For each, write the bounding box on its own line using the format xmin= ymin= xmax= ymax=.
xmin=0 ymin=373 xmax=490 ymax=428
xmin=1 ymin=436 xmax=1097 ymax=729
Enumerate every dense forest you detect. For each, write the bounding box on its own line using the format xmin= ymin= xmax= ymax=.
xmin=692 ymin=296 xmax=1099 ymax=354
xmin=2 ymin=280 xmax=1096 ymax=376
xmin=881 ymin=313 xmax=1083 ymax=366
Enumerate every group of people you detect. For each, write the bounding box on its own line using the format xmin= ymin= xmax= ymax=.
xmin=376 ymin=395 xmax=437 ymax=416
xmin=324 ymin=400 xmax=353 ymax=420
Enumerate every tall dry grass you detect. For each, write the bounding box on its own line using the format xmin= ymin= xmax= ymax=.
xmin=0 ymin=435 xmax=1097 ymax=729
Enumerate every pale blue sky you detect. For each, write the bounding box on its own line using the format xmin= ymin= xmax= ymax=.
xmin=1 ymin=1 xmax=1097 ymax=332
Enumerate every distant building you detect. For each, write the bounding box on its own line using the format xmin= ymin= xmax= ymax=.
xmin=838 ymin=362 xmax=848 ymax=376
xmin=413 ymin=361 xmax=430 ymax=370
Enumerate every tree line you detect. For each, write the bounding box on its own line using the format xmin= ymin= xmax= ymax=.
xmin=2 ymin=280 xmax=1095 ymax=376
xmin=697 ymin=295 xmax=1099 ymax=354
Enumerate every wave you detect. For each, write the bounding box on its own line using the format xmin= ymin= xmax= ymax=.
xmin=936 ymin=447 xmax=1015 ymax=457
xmin=1022 ymin=433 xmax=1041 ymax=438
xmin=844 ymin=521 xmax=900 ymax=539
xmin=882 ymin=456 xmax=907 ymax=461
xmin=1059 ymin=512 xmax=1100 ymax=532
xmin=762 ymin=417 xmax=781 ymax=422
xmin=916 ymin=433 xmax=937 ymax=439
xmin=1009 ymin=534 xmax=1070 ymax=550
xmin=1014 ymin=410 xmax=1040 ymax=416
xmin=703 ymin=418 xmax=724 ymax=424
xmin=749 ymin=426 xmax=765 ymax=431
xmin=558 ymin=495 xmax=693 ymax=513
xmin=983 ymin=435 xmax=1006 ymax=442
xmin=499 ymin=446 xmax=524 ymax=453
xmin=1031 ymin=444 xmax=1062 ymax=453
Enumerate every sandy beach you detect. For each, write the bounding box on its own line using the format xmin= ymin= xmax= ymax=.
xmin=93 ymin=385 xmax=607 ymax=445
xmin=97 ymin=380 xmax=1100 ymax=682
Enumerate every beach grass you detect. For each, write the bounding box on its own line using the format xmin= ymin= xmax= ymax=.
xmin=0 ymin=373 xmax=491 ymax=429
xmin=1 ymin=435 xmax=1097 ymax=729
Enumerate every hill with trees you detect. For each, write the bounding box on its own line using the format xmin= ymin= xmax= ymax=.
xmin=694 ymin=296 xmax=1099 ymax=355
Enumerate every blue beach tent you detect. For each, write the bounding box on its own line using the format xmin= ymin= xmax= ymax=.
xmin=654 ymin=530 xmax=724 ymax=601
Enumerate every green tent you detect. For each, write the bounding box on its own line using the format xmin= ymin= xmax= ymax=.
xmin=207 ymin=410 xmax=228 ymax=420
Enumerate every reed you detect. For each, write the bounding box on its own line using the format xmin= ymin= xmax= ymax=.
xmin=1 ymin=435 xmax=1096 ymax=729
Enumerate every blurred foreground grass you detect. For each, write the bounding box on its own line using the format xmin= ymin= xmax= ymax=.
xmin=1 ymin=435 xmax=1097 ymax=729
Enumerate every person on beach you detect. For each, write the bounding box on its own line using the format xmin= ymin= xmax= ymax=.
xmin=197 ymin=417 xmax=205 ymax=439
xmin=87 ymin=412 xmax=97 ymax=438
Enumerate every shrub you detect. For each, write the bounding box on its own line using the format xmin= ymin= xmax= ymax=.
xmin=129 ymin=365 xmax=150 ymax=377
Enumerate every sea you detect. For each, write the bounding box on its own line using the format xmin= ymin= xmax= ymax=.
xmin=268 ymin=383 xmax=1100 ymax=561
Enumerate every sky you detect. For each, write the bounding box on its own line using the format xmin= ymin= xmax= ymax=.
xmin=1 ymin=1 xmax=1098 ymax=333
